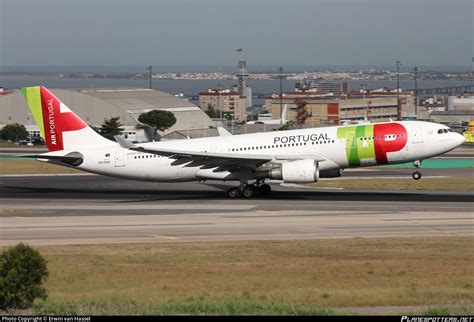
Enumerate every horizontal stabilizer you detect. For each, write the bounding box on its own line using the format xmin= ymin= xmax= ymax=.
xmin=19 ymin=151 xmax=83 ymax=166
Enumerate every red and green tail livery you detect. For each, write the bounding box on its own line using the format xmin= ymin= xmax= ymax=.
xmin=22 ymin=86 xmax=103 ymax=151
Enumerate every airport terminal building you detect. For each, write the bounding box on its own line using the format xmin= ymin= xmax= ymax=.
xmin=0 ymin=87 xmax=217 ymax=142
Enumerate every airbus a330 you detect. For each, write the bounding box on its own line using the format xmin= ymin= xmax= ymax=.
xmin=21 ymin=86 xmax=464 ymax=198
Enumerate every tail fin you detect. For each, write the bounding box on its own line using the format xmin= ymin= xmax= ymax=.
xmin=22 ymin=86 xmax=112 ymax=151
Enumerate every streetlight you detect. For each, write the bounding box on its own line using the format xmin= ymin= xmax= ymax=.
xmin=414 ymin=66 xmax=418 ymax=119
xmin=278 ymin=66 xmax=284 ymax=124
xmin=147 ymin=66 xmax=153 ymax=89
xmin=216 ymin=84 xmax=224 ymax=120
xmin=27 ymin=112 xmax=33 ymax=144
xmin=361 ymin=83 xmax=368 ymax=121
xmin=395 ymin=60 xmax=402 ymax=120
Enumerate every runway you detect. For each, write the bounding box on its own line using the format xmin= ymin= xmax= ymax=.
xmin=1 ymin=175 xmax=472 ymax=245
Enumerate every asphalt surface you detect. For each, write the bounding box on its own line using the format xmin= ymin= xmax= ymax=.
xmin=1 ymin=174 xmax=472 ymax=245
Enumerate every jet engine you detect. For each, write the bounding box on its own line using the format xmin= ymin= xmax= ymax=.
xmin=266 ymin=159 xmax=319 ymax=183
xmin=319 ymin=168 xmax=343 ymax=178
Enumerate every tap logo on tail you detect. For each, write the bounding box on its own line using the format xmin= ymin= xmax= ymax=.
xmin=22 ymin=86 xmax=87 ymax=151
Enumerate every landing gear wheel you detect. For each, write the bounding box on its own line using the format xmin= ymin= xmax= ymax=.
xmin=258 ymin=184 xmax=272 ymax=195
xmin=228 ymin=187 xmax=241 ymax=198
xmin=412 ymin=171 xmax=422 ymax=180
xmin=242 ymin=185 xmax=256 ymax=198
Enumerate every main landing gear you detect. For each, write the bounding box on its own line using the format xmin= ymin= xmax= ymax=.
xmin=412 ymin=160 xmax=422 ymax=180
xmin=227 ymin=179 xmax=272 ymax=198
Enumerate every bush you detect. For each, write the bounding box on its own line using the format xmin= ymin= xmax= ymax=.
xmin=0 ymin=243 xmax=49 ymax=310
xmin=0 ymin=124 xmax=29 ymax=142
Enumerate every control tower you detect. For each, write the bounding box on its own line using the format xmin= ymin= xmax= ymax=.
xmin=236 ymin=60 xmax=252 ymax=108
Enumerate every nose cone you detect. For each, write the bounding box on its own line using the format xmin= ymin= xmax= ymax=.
xmin=454 ymin=132 xmax=465 ymax=147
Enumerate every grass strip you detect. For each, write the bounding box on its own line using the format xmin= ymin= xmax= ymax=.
xmin=312 ymin=178 xmax=474 ymax=190
xmin=0 ymin=237 xmax=470 ymax=315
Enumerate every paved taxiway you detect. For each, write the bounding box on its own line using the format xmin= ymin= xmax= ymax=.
xmin=1 ymin=172 xmax=472 ymax=245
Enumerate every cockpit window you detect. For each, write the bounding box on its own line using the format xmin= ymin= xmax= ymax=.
xmin=438 ymin=129 xmax=443 ymax=134
xmin=438 ymin=129 xmax=450 ymax=134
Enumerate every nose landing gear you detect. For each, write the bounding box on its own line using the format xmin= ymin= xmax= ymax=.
xmin=412 ymin=160 xmax=422 ymax=180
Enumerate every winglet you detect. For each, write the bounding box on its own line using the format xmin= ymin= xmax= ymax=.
xmin=217 ymin=127 xmax=233 ymax=136
xmin=114 ymin=135 xmax=138 ymax=149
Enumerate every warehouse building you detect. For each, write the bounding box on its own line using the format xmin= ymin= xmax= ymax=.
xmin=0 ymin=87 xmax=217 ymax=142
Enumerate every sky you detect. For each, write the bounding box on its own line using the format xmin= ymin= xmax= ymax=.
xmin=0 ymin=0 xmax=472 ymax=69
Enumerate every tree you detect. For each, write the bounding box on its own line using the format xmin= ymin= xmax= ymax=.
xmin=138 ymin=110 xmax=176 ymax=136
xmin=205 ymin=104 xmax=220 ymax=118
xmin=0 ymin=124 xmax=28 ymax=142
xmin=98 ymin=117 xmax=124 ymax=140
xmin=0 ymin=243 xmax=49 ymax=310
xmin=278 ymin=120 xmax=301 ymax=131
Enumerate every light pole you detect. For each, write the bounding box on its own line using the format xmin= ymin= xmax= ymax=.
xmin=414 ymin=66 xmax=418 ymax=119
xmin=278 ymin=66 xmax=283 ymax=124
xmin=217 ymin=84 xmax=223 ymax=119
xmin=395 ymin=60 xmax=402 ymax=120
xmin=147 ymin=66 xmax=153 ymax=89
xmin=28 ymin=112 xmax=32 ymax=144
xmin=361 ymin=83 xmax=368 ymax=121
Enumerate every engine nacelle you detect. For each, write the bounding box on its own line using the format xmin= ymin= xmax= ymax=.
xmin=268 ymin=159 xmax=319 ymax=183
xmin=319 ymin=168 xmax=343 ymax=178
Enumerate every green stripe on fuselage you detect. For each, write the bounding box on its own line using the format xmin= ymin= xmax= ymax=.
xmin=22 ymin=87 xmax=45 ymax=138
xmin=337 ymin=124 xmax=375 ymax=167
xmin=355 ymin=125 xmax=375 ymax=163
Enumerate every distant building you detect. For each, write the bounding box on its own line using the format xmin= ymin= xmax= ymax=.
xmin=447 ymin=96 xmax=474 ymax=111
xmin=0 ymin=87 xmax=217 ymax=142
xmin=429 ymin=110 xmax=474 ymax=124
xmin=296 ymin=81 xmax=349 ymax=95
xmin=199 ymin=88 xmax=247 ymax=121
xmin=361 ymin=88 xmax=416 ymax=119
xmin=265 ymin=93 xmax=399 ymax=126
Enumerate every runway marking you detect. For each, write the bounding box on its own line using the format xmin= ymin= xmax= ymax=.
xmin=383 ymin=217 xmax=473 ymax=221
xmin=329 ymin=176 xmax=449 ymax=180
xmin=0 ymin=173 xmax=97 ymax=177
xmin=281 ymin=183 xmax=344 ymax=190
xmin=0 ymin=204 xmax=257 ymax=211
xmin=144 ymin=234 xmax=179 ymax=240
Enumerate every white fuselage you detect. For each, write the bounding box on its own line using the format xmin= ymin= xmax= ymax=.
xmin=45 ymin=121 xmax=464 ymax=182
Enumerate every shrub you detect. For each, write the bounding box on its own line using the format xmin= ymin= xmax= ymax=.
xmin=0 ymin=124 xmax=28 ymax=142
xmin=0 ymin=243 xmax=49 ymax=310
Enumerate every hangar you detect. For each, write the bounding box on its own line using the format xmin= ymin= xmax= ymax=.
xmin=0 ymin=87 xmax=217 ymax=142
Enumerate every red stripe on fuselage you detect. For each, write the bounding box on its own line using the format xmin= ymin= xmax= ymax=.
xmin=373 ymin=123 xmax=408 ymax=164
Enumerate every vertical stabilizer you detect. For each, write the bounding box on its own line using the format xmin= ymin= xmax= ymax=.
xmin=22 ymin=86 xmax=113 ymax=151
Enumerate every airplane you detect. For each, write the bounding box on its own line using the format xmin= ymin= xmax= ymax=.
xmin=21 ymin=86 xmax=465 ymax=198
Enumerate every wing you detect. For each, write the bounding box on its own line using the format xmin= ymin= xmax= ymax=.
xmin=115 ymin=136 xmax=326 ymax=172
